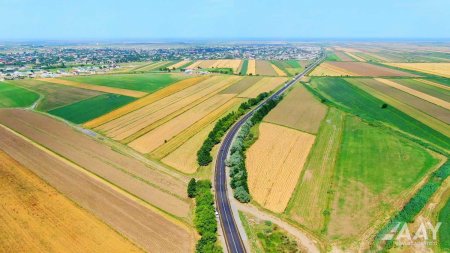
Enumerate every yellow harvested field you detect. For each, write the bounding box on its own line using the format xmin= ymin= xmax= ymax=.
xmin=161 ymin=123 xmax=214 ymax=174
xmin=264 ymin=85 xmax=327 ymax=134
xmin=375 ymin=78 xmax=450 ymax=110
xmin=37 ymin=78 xmax=147 ymax=98
xmin=186 ymin=59 xmax=242 ymax=73
xmin=415 ymin=79 xmax=450 ymax=91
xmin=238 ymin=77 xmax=287 ymax=98
xmin=385 ymin=63 xmax=450 ymax=78
xmin=271 ymin=64 xmax=288 ymax=76
xmin=309 ymin=62 xmax=356 ymax=76
xmin=134 ymin=61 xmax=171 ymax=72
xmin=152 ymin=97 xmax=243 ymax=160
xmin=247 ymin=59 xmax=256 ymax=75
xmin=0 ymin=150 xmax=143 ymax=253
xmin=345 ymin=52 xmax=366 ymax=62
xmin=96 ymin=76 xmax=241 ymax=141
xmin=84 ymin=76 xmax=209 ymax=128
xmin=129 ymin=94 xmax=236 ymax=153
xmin=246 ymin=123 xmax=316 ymax=213
xmin=167 ymin=60 xmax=191 ymax=69
xmin=333 ymin=46 xmax=361 ymax=53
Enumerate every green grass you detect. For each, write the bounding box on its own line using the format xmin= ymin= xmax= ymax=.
xmin=270 ymin=60 xmax=303 ymax=76
xmin=48 ymin=94 xmax=136 ymax=124
xmin=240 ymin=59 xmax=249 ymax=75
xmin=326 ymin=115 xmax=440 ymax=241
xmin=61 ymin=73 xmax=186 ymax=92
xmin=239 ymin=211 xmax=298 ymax=253
xmin=439 ymin=198 xmax=450 ymax=250
xmin=0 ymin=82 xmax=39 ymax=108
xmin=325 ymin=51 xmax=341 ymax=61
xmin=309 ymin=77 xmax=450 ymax=152
xmin=203 ymin=67 xmax=233 ymax=74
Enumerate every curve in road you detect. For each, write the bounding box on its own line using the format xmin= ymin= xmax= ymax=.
xmin=214 ymin=53 xmax=325 ymax=253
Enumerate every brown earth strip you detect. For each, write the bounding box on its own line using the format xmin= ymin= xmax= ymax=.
xmin=0 ymin=149 xmax=143 ymax=253
xmin=0 ymin=126 xmax=194 ymax=253
xmin=0 ymin=109 xmax=190 ymax=218
xmin=256 ymin=60 xmax=278 ymax=76
xmin=37 ymin=78 xmax=147 ymax=98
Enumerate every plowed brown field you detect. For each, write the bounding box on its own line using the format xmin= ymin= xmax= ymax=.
xmin=0 ymin=125 xmax=194 ymax=253
xmin=0 ymin=149 xmax=143 ymax=253
xmin=0 ymin=109 xmax=190 ymax=218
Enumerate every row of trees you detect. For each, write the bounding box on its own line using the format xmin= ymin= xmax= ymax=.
xmin=197 ymin=92 xmax=270 ymax=166
xmin=227 ymin=96 xmax=283 ymax=203
xmin=373 ymin=161 xmax=450 ymax=250
xmin=188 ymin=179 xmax=222 ymax=253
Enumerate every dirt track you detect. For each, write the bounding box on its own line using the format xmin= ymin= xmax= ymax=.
xmin=0 ymin=124 xmax=194 ymax=253
xmin=0 ymin=109 xmax=190 ymax=217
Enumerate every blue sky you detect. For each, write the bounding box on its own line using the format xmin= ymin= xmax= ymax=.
xmin=1 ymin=0 xmax=449 ymax=40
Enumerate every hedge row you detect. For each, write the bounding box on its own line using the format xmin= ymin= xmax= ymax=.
xmin=188 ymin=179 xmax=222 ymax=253
xmin=373 ymin=161 xmax=450 ymax=251
xmin=197 ymin=92 xmax=270 ymax=166
xmin=227 ymin=96 xmax=283 ymax=202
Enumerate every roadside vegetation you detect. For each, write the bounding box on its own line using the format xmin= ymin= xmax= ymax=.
xmin=373 ymin=162 xmax=450 ymax=251
xmin=197 ymin=92 xmax=270 ymax=166
xmin=239 ymin=211 xmax=299 ymax=253
xmin=227 ymin=96 xmax=283 ymax=202
xmin=188 ymin=179 xmax=222 ymax=253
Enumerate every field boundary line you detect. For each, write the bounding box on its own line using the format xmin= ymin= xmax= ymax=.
xmin=37 ymin=78 xmax=147 ymax=98
xmin=0 ymin=123 xmax=195 ymax=234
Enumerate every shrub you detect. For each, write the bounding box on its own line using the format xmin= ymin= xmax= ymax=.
xmin=187 ymin=178 xmax=197 ymax=198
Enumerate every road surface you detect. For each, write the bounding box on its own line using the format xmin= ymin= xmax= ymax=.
xmin=214 ymin=53 xmax=325 ymax=253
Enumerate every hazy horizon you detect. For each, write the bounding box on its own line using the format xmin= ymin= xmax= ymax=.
xmin=2 ymin=0 xmax=450 ymax=41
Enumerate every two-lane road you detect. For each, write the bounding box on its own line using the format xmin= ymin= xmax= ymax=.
xmin=214 ymin=54 xmax=325 ymax=253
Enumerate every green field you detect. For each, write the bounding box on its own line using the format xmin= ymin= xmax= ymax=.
xmin=286 ymin=108 xmax=344 ymax=232
xmin=325 ymin=51 xmax=341 ymax=61
xmin=240 ymin=59 xmax=249 ymax=75
xmin=7 ymin=79 xmax=103 ymax=111
xmin=239 ymin=211 xmax=298 ymax=253
xmin=48 ymin=94 xmax=136 ymax=124
xmin=61 ymin=73 xmax=186 ymax=92
xmin=326 ymin=116 xmax=440 ymax=241
xmin=203 ymin=67 xmax=233 ymax=74
xmin=0 ymin=82 xmax=39 ymax=108
xmin=439 ymin=198 xmax=450 ymax=250
xmin=270 ymin=60 xmax=303 ymax=76
xmin=309 ymin=77 xmax=450 ymax=151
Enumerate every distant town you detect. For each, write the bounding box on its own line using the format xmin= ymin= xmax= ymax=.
xmin=0 ymin=43 xmax=320 ymax=80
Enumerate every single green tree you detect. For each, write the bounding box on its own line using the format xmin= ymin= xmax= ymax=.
xmin=187 ymin=178 xmax=197 ymax=198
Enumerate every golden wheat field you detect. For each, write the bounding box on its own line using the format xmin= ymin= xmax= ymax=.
xmin=37 ymin=78 xmax=147 ymax=98
xmin=84 ymin=76 xmax=209 ymax=128
xmin=129 ymin=94 xmax=236 ymax=153
xmin=238 ymin=77 xmax=287 ymax=98
xmin=167 ymin=60 xmax=191 ymax=69
xmin=246 ymin=123 xmax=316 ymax=213
xmin=271 ymin=64 xmax=288 ymax=76
xmin=385 ymin=63 xmax=450 ymax=78
xmin=375 ymin=78 xmax=450 ymax=110
xmin=95 ymin=76 xmax=240 ymax=141
xmin=247 ymin=59 xmax=256 ymax=75
xmin=0 ymin=150 xmax=143 ymax=253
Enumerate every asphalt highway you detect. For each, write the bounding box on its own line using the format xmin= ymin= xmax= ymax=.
xmin=214 ymin=54 xmax=325 ymax=253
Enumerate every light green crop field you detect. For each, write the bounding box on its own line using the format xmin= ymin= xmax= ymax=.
xmin=439 ymin=198 xmax=450 ymax=250
xmin=0 ymin=82 xmax=39 ymax=108
xmin=285 ymin=107 xmax=345 ymax=232
xmin=395 ymin=78 xmax=450 ymax=102
xmin=7 ymin=79 xmax=104 ymax=111
xmin=48 ymin=94 xmax=136 ymax=124
xmin=240 ymin=59 xmax=249 ymax=75
xmin=61 ymin=73 xmax=187 ymax=92
xmin=326 ymin=116 xmax=441 ymax=242
xmin=270 ymin=60 xmax=303 ymax=76
xmin=310 ymin=77 xmax=450 ymax=151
